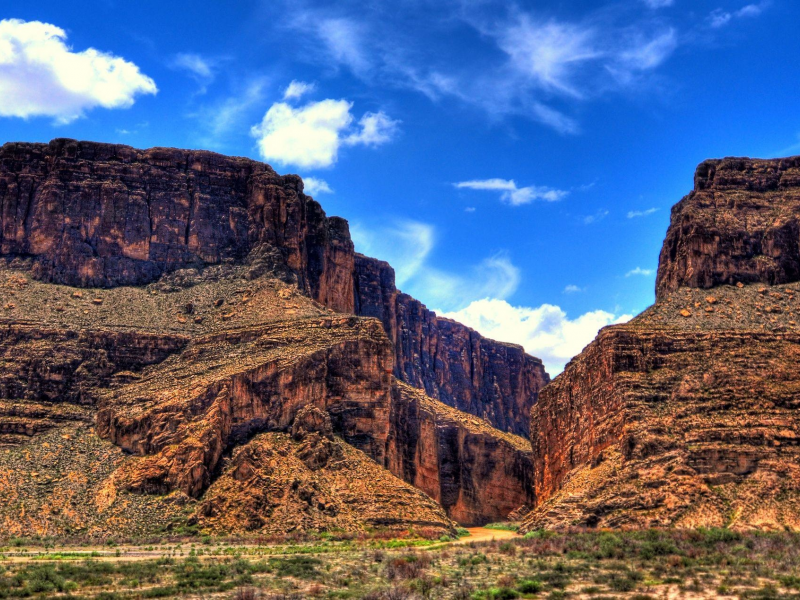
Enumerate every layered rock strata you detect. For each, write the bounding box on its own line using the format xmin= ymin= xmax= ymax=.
xmin=354 ymin=254 xmax=548 ymax=436
xmin=388 ymin=381 xmax=535 ymax=524
xmin=657 ymin=156 xmax=800 ymax=299
xmin=524 ymin=156 xmax=800 ymax=532
xmin=0 ymin=139 xmax=547 ymax=435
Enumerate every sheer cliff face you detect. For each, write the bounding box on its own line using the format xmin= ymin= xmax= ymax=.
xmin=523 ymin=156 xmax=800 ymax=532
xmin=656 ymin=156 xmax=800 ymax=300
xmin=354 ymin=255 xmax=549 ymax=437
xmin=0 ymin=138 xmax=355 ymax=311
xmin=0 ymin=139 xmax=547 ymax=436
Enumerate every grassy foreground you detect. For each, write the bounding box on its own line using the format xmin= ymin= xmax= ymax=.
xmin=2 ymin=528 xmax=800 ymax=599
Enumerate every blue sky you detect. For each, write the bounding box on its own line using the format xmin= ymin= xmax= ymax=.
xmin=1 ymin=0 xmax=797 ymax=372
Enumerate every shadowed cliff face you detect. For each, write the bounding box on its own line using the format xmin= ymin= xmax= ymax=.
xmin=656 ymin=156 xmax=800 ymax=300
xmin=354 ymin=254 xmax=549 ymax=437
xmin=524 ymin=156 xmax=800 ymax=532
xmin=0 ymin=138 xmax=547 ymax=436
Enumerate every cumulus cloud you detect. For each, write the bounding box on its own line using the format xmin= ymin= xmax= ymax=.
xmin=626 ymin=267 xmax=654 ymax=277
xmin=563 ymin=284 xmax=584 ymax=294
xmin=0 ymin=18 xmax=157 ymax=123
xmin=251 ymin=99 xmax=398 ymax=168
xmin=192 ymin=77 xmax=269 ymax=149
xmin=627 ymin=207 xmax=658 ymax=218
xmin=455 ymin=178 xmax=568 ymax=206
xmin=302 ymin=176 xmax=333 ymax=195
xmin=283 ymin=80 xmax=316 ymax=100
xmin=440 ymin=299 xmax=632 ymax=374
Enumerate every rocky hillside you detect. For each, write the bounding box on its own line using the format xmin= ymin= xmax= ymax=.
xmin=0 ymin=139 xmax=547 ymax=436
xmin=0 ymin=139 xmax=541 ymax=536
xmin=523 ymin=156 xmax=800 ymax=532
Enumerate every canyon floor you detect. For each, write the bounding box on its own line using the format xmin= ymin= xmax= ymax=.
xmin=1 ymin=527 xmax=800 ymax=599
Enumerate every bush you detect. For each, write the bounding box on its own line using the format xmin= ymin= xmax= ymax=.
xmin=517 ymin=579 xmax=543 ymax=593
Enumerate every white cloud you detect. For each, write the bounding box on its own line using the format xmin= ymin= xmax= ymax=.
xmin=497 ymin=17 xmax=602 ymax=98
xmin=0 ymin=18 xmax=157 ymax=123
xmin=642 ymin=0 xmax=674 ymax=8
xmin=283 ymin=80 xmax=316 ymax=100
xmin=709 ymin=2 xmax=768 ymax=28
xmin=440 ymin=299 xmax=632 ymax=374
xmin=345 ymin=112 xmax=399 ymax=146
xmin=251 ymin=99 xmax=398 ymax=168
xmin=302 ymin=176 xmax=333 ymax=195
xmin=455 ymin=178 xmax=568 ymax=206
xmin=627 ymin=207 xmax=658 ymax=218
xmin=626 ymin=267 xmax=654 ymax=277
xmin=563 ymin=284 xmax=584 ymax=294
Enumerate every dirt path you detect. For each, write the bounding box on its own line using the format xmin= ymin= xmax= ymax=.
xmin=451 ymin=527 xmax=519 ymax=545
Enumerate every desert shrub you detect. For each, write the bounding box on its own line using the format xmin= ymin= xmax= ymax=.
xmin=386 ymin=553 xmax=431 ymax=580
xmin=267 ymin=556 xmax=322 ymax=579
xmin=517 ymin=579 xmax=543 ymax=593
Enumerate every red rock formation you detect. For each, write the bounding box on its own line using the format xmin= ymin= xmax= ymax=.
xmin=388 ymin=381 xmax=534 ymax=525
xmin=524 ymin=156 xmax=800 ymax=532
xmin=657 ymin=156 xmax=800 ymax=300
xmin=0 ymin=138 xmax=354 ymax=311
xmin=0 ymin=139 xmax=547 ymax=435
xmin=354 ymin=254 xmax=549 ymax=436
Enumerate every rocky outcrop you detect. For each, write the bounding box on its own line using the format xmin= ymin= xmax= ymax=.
xmin=0 ymin=139 xmax=547 ymax=435
xmin=656 ymin=156 xmax=800 ymax=300
xmin=197 ymin=431 xmax=454 ymax=535
xmin=388 ymin=381 xmax=534 ymax=525
xmin=354 ymin=254 xmax=549 ymax=436
xmin=97 ymin=316 xmax=394 ymax=498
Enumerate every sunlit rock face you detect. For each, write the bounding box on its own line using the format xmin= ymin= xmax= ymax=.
xmin=523 ymin=156 xmax=800 ymax=533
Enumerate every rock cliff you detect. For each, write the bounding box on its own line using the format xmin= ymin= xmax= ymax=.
xmin=354 ymin=254 xmax=548 ymax=437
xmin=0 ymin=139 xmax=547 ymax=435
xmin=524 ymin=156 xmax=800 ymax=532
xmin=656 ymin=156 xmax=800 ymax=300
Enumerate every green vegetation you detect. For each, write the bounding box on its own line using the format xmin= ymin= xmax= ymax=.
xmin=1 ymin=528 xmax=800 ymax=598
xmin=482 ymin=523 xmax=520 ymax=532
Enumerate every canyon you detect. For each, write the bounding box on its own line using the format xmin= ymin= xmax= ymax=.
xmin=0 ymin=139 xmax=540 ymax=536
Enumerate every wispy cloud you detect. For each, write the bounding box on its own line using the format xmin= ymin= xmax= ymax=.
xmin=0 ymin=18 xmax=156 ymax=123
xmin=709 ymin=2 xmax=769 ymax=28
xmin=251 ymin=98 xmax=398 ymax=168
xmin=455 ymin=178 xmax=568 ymax=206
xmin=627 ymin=207 xmax=658 ymax=218
xmin=563 ymin=284 xmax=584 ymax=294
xmin=351 ymin=219 xmax=520 ymax=311
xmin=642 ymin=0 xmax=674 ymax=8
xmin=626 ymin=266 xmax=654 ymax=277
xmin=583 ymin=209 xmax=609 ymax=225
xmin=192 ymin=77 xmax=269 ymax=149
